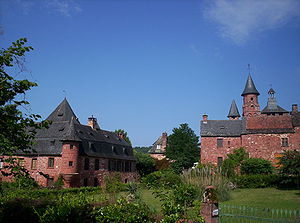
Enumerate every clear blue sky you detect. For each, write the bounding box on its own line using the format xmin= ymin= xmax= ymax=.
xmin=1 ymin=0 xmax=300 ymax=146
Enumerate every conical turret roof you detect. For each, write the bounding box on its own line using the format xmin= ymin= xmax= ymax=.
xmin=241 ymin=75 xmax=260 ymax=96
xmin=227 ymin=100 xmax=241 ymax=118
xmin=46 ymin=98 xmax=80 ymax=124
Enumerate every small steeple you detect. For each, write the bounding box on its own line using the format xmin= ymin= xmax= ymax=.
xmin=227 ymin=100 xmax=241 ymax=120
xmin=261 ymin=88 xmax=288 ymax=114
xmin=241 ymin=75 xmax=260 ymax=96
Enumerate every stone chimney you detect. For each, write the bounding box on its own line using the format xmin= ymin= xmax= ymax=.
xmin=202 ymin=114 xmax=208 ymax=123
xmin=118 ymin=132 xmax=124 ymax=139
xmin=292 ymin=104 xmax=298 ymax=113
xmin=87 ymin=116 xmax=100 ymax=130
xmin=161 ymin=132 xmax=167 ymax=151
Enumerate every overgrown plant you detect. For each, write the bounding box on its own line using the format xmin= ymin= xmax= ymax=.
xmin=181 ymin=166 xmax=231 ymax=202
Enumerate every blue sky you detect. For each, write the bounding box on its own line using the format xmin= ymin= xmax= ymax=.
xmin=1 ymin=0 xmax=300 ymax=146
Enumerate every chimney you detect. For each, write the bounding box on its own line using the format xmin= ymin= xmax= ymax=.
xmin=161 ymin=132 xmax=167 ymax=151
xmin=202 ymin=114 xmax=208 ymax=123
xmin=292 ymin=104 xmax=298 ymax=113
xmin=118 ymin=132 xmax=124 ymax=139
xmin=87 ymin=116 xmax=100 ymax=130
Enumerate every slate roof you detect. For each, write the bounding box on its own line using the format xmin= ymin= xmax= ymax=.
xmin=227 ymin=100 xmax=241 ymax=118
xmin=261 ymin=94 xmax=288 ymax=114
xmin=241 ymin=75 xmax=260 ymax=96
xmin=201 ymin=120 xmax=245 ymax=137
xmin=26 ymin=99 xmax=134 ymax=160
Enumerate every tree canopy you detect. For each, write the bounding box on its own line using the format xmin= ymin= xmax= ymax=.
xmin=114 ymin=129 xmax=132 ymax=145
xmin=0 ymin=38 xmax=48 ymax=174
xmin=165 ymin=123 xmax=199 ymax=173
xmin=278 ymin=150 xmax=300 ymax=176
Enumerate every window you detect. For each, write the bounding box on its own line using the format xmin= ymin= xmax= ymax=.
xmin=95 ymin=159 xmax=99 ymax=170
xmin=0 ymin=158 xmax=3 ymax=169
xmin=69 ymin=161 xmax=73 ymax=167
xmin=281 ymin=138 xmax=289 ymax=147
xmin=94 ymin=178 xmax=99 ymax=187
xmin=50 ymin=140 xmax=55 ymax=146
xmin=83 ymin=178 xmax=88 ymax=187
xmin=70 ymin=145 xmax=74 ymax=150
xmin=31 ymin=158 xmax=37 ymax=170
xmin=125 ymin=161 xmax=131 ymax=172
xmin=217 ymin=157 xmax=223 ymax=168
xmin=228 ymin=141 xmax=231 ymax=146
xmin=84 ymin=158 xmax=89 ymax=170
xmin=217 ymin=139 xmax=223 ymax=148
xmin=156 ymin=144 xmax=161 ymax=150
xmin=48 ymin=158 xmax=54 ymax=168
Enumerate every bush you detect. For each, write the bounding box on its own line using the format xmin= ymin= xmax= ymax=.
xmin=235 ymin=174 xmax=279 ymax=188
xmin=134 ymin=150 xmax=156 ymax=176
xmin=221 ymin=158 xmax=236 ymax=178
xmin=92 ymin=198 xmax=155 ymax=223
xmin=142 ymin=170 xmax=182 ymax=189
xmin=278 ymin=150 xmax=300 ymax=176
xmin=104 ymin=173 xmax=126 ymax=193
xmin=241 ymin=158 xmax=274 ymax=175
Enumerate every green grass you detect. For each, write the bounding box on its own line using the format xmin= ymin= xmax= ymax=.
xmin=221 ymin=188 xmax=300 ymax=210
xmin=139 ymin=188 xmax=163 ymax=213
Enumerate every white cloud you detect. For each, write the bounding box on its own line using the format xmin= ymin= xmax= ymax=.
xmin=46 ymin=0 xmax=81 ymax=17
xmin=204 ymin=0 xmax=300 ymax=45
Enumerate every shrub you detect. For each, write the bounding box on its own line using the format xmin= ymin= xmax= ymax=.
xmin=134 ymin=150 xmax=156 ymax=176
xmin=181 ymin=166 xmax=230 ymax=202
xmin=277 ymin=150 xmax=300 ymax=176
xmin=241 ymin=158 xmax=273 ymax=175
xmin=92 ymin=198 xmax=155 ymax=223
xmin=221 ymin=158 xmax=236 ymax=178
xmin=142 ymin=170 xmax=182 ymax=189
xmin=104 ymin=173 xmax=126 ymax=193
xmin=234 ymin=174 xmax=279 ymax=188
xmin=172 ymin=184 xmax=198 ymax=208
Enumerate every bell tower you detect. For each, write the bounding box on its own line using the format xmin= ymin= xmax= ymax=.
xmin=241 ymin=74 xmax=260 ymax=117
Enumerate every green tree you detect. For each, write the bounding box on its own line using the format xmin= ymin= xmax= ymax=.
xmin=0 ymin=38 xmax=48 ymax=175
xmin=133 ymin=150 xmax=156 ymax=176
xmin=114 ymin=129 xmax=132 ymax=145
xmin=221 ymin=147 xmax=248 ymax=177
xmin=241 ymin=158 xmax=274 ymax=175
xmin=165 ymin=123 xmax=199 ymax=173
xmin=278 ymin=150 xmax=300 ymax=176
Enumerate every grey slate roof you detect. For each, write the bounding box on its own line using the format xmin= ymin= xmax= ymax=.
xmin=227 ymin=100 xmax=241 ymax=118
xmin=27 ymin=99 xmax=134 ymax=160
xmin=241 ymin=75 xmax=260 ymax=96
xmin=201 ymin=120 xmax=245 ymax=137
xmin=261 ymin=94 xmax=288 ymax=114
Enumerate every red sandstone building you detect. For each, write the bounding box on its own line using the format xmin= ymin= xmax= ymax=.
xmin=148 ymin=132 xmax=168 ymax=160
xmin=0 ymin=99 xmax=137 ymax=187
xmin=200 ymin=75 xmax=300 ymax=166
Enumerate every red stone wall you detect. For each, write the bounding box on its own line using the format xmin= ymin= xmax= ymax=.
xmin=246 ymin=114 xmax=292 ymax=130
xmin=201 ymin=136 xmax=242 ymax=165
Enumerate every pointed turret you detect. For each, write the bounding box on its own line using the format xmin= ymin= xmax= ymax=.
xmin=241 ymin=75 xmax=260 ymax=96
xmin=227 ymin=100 xmax=240 ymax=120
xmin=46 ymin=98 xmax=80 ymax=124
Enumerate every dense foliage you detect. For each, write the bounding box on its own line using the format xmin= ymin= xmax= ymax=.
xmin=133 ymin=146 xmax=151 ymax=154
xmin=165 ymin=124 xmax=199 ymax=173
xmin=278 ymin=150 xmax=300 ymax=176
xmin=234 ymin=174 xmax=279 ymax=188
xmin=133 ymin=150 xmax=156 ymax=176
xmin=221 ymin=147 xmax=249 ymax=177
xmin=142 ymin=170 xmax=182 ymax=189
xmin=241 ymin=158 xmax=274 ymax=175
xmin=0 ymin=38 xmax=48 ymax=175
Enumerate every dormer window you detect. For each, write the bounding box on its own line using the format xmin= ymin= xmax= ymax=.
xmin=50 ymin=140 xmax=55 ymax=146
xmin=58 ymin=112 xmax=63 ymax=116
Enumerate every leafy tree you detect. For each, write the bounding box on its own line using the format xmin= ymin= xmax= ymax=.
xmin=114 ymin=129 xmax=132 ymax=145
xmin=278 ymin=150 xmax=300 ymax=176
xmin=221 ymin=147 xmax=248 ymax=177
xmin=133 ymin=150 xmax=156 ymax=176
xmin=133 ymin=146 xmax=151 ymax=153
xmin=165 ymin=123 xmax=199 ymax=173
xmin=241 ymin=158 xmax=273 ymax=175
xmin=0 ymin=38 xmax=48 ymax=175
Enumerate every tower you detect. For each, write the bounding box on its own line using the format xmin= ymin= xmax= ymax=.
xmin=227 ymin=100 xmax=241 ymax=120
xmin=241 ymin=75 xmax=260 ymax=117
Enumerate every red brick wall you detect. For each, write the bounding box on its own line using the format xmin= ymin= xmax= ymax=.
xmin=246 ymin=114 xmax=292 ymax=129
xmin=201 ymin=136 xmax=242 ymax=165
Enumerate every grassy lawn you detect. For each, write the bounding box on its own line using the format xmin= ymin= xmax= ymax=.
xmin=139 ymin=188 xmax=163 ymax=214
xmin=221 ymin=188 xmax=300 ymax=210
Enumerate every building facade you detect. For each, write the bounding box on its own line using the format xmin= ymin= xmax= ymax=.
xmin=200 ymin=75 xmax=300 ymax=166
xmin=0 ymin=99 xmax=137 ymax=187
xmin=148 ymin=132 xmax=167 ymax=160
